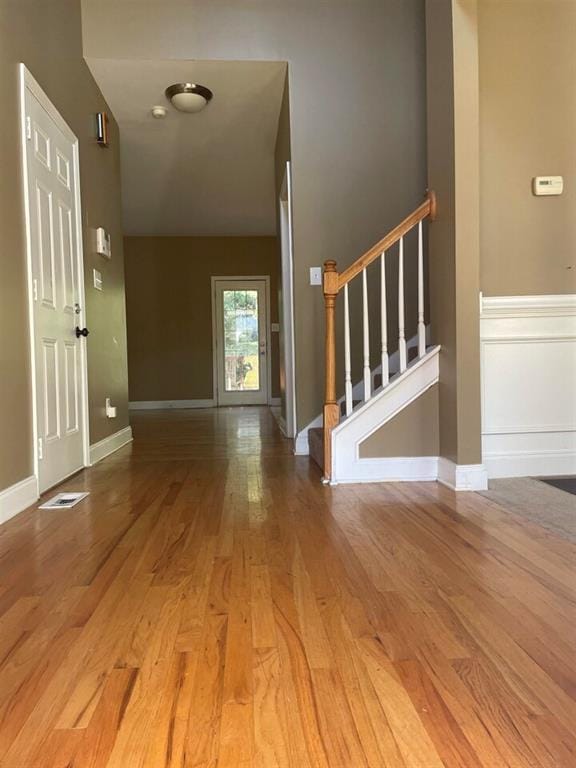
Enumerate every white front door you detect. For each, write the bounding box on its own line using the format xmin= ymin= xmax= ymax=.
xmin=23 ymin=75 xmax=87 ymax=492
xmin=213 ymin=278 xmax=269 ymax=406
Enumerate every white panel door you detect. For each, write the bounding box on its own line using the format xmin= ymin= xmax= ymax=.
xmin=214 ymin=279 xmax=269 ymax=406
xmin=25 ymin=86 xmax=86 ymax=491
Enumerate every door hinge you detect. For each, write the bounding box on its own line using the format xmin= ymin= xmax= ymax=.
xmin=26 ymin=116 xmax=32 ymax=141
xmin=32 ymin=278 xmax=38 ymax=301
xmin=38 ymin=437 xmax=43 ymax=460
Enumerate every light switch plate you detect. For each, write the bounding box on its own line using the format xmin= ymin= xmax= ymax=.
xmin=271 ymin=322 xmax=280 ymax=332
xmin=93 ymin=269 xmax=102 ymax=290
xmin=310 ymin=266 xmax=322 ymax=286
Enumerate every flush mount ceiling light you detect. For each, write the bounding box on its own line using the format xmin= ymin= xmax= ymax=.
xmin=165 ymin=83 xmax=213 ymax=113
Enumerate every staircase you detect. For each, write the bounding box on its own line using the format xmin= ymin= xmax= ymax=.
xmin=315 ymin=192 xmax=439 ymax=483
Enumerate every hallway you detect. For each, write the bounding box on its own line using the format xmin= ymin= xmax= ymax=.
xmin=0 ymin=408 xmax=575 ymax=767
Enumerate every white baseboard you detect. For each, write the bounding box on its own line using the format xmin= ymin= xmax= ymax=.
xmin=437 ymin=458 xmax=488 ymax=491
xmin=331 ymin=457 xmax=438 ymax=485
xmin=483 ymin=449 xmax=576 ymax=479
xmin=129 ymin=399 xmax=215 ymax=410
xmin=0 ymin=475 xmax=39 ymax=526
xmin=89 ymin=426 xmax=133 ymax=465
xmin=330 ymin=455 xmax=487 ymax=490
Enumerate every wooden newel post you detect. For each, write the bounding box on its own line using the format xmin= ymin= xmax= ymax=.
xmin=323 ymin=260 xmax=340 ymax=482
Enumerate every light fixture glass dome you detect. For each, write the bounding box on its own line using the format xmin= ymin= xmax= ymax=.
xmin=165 ymin=83 xmax=213 ymax=113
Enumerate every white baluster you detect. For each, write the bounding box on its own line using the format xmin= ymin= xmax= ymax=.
xmin=362 ymin=268 xmax=371 ymax=401
xmin=380 ymin=252 xmax=389 ymax=386
xmin=398 ymin=236 xmax=407 ymax=372
xmin=344 ymin=283 xmax=353 ymax=416
xmin=417 ymin=220 xmax=426 ymax=357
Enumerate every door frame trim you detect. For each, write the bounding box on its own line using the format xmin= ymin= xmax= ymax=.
xmin=19 ymin=64 xmax=90 ymax=486
xmin=211 ymin=275 xmax=272 ymax=406
xmin=279 ymin=161 xmax=297 ymax=437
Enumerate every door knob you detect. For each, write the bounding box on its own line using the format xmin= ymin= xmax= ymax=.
xmin=75 ymin=327 xmax=90 ymax=338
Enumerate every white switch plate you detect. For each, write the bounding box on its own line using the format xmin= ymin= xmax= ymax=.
xmin=310 ymin=266 xmax=322 ymax=286
xmin=93 ymin=269 xmax=102 ymax=290
xmin=271 ymin=322 xmax=280 ymax=332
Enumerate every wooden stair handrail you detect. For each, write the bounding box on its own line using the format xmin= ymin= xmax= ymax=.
xmin=337 ymin=191 xmax=436 ymax=291
xmin=321 ymin=191 xmax=437 ymax=483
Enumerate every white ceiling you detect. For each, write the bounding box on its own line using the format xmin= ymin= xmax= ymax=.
xmin=86 ymin=59 xmax=287 ymax=235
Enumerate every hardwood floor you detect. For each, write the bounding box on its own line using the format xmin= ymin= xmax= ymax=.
xmin=0 ymin=406 xmax=575 ymax=767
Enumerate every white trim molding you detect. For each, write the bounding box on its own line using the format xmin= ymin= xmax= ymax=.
xmin=481 ymin=293 xmax=576 ymax=319
xmin=279 ymin=161 xmax=297 ymax=439
xmin=480 ymin=293 xmax=576 ymax=478
xmin=89 ymin=427 xmax=133 ymax=465
xmin=0 ymin=476 xmax=39 ymax=527
xmin=437 ymin=459 xmax=488 ymax=491
xmin=129 ymin=399 xmax=215 ymax=410
xmin=332 ymin=456 xmax=438 ymax=485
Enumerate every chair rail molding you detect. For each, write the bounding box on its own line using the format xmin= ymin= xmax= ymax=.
xmin=480 ymin=293 xmax=576 ymax=478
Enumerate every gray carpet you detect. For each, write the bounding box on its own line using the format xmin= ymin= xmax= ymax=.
xmin=480 ymin=477 xmax=576 ymax=544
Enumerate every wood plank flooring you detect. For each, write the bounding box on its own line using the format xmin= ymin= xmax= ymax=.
xmin=0 ymin=406 xmax=575 ymax=767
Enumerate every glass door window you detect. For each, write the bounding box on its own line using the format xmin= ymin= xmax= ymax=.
xmin=223 ymin=289 xmax=260 ymax=392
xmin=214 ymin=279 xmax=269 ymax=406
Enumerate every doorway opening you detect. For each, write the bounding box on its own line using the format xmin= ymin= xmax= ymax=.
xmin=88 ymin=59 xmax=293 ymax=446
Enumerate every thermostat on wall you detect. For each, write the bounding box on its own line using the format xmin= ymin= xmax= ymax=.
xmin=532 ymin=176 xmax=563 ymax=196
xmin=95 ymin=227 xmax=112 ymax=258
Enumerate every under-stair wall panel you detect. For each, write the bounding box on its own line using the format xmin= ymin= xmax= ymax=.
xmin=330 ymin=346 xmax=440 ymax=483
xmin=359 ymin=384 xmax=439 ymax=458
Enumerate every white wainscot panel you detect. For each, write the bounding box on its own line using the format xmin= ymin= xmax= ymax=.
xmin=480 ymin=295 xmax=576 ymax=479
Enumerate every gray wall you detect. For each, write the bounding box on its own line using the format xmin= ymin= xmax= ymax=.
xmin=0 ymin=0 xmax=129 ymax=493
xmin=82 ymin=0 xmax=428 ymax=431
